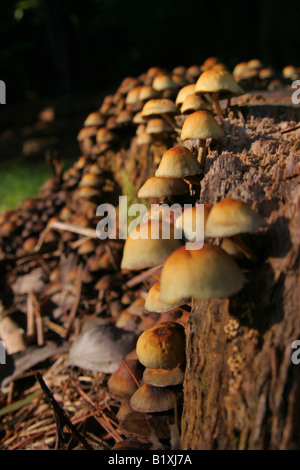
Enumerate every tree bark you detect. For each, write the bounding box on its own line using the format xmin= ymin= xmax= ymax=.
xmin=181 ymin=102 xmax=300 ymax=449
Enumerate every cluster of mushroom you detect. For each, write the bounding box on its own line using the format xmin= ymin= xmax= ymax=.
xmin=107 ymin=320 xmax=186 ymax=437
xmin=232 ymin=58 xmax=300 ymax=91
xmin=75 ymin=56 xmax=242 ymax=162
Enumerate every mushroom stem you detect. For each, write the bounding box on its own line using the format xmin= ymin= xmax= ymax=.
xmin=226 ymin=96 xmax=232 ymax=114
xmin=161 ymin=113 xmax=181 ymax=133
xmin=212 ymin=92 xmax=223 ymax=117
xmin=197 ymin=139 xmax=207 ymax=166
xmin=231 ymin=234 xmax=258 ymax=262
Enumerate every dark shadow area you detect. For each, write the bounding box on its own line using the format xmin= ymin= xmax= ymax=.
xmin=1 ymin=0 xmax=300 ymax=104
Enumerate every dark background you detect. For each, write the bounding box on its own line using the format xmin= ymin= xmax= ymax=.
xmin=1 ymin=0 xmax=300 ymax=103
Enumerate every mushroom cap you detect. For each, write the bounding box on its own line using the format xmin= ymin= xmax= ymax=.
xmin=141 ymin=99 xmax=178 ymax=118
xmin=107 ymin=359 xmax=144 ymax=400
xmin=77 ymin=126 xmax=97 ymax=141
xmin=126 ymin=86 xmax=143 ymax=105
xmin=146 ymin=118 xmax=173 ymax=134
xmin=84 ymin=111 xmax=105 ymax=127
xmin=195 ymin=69 xmax=243 ymax=95
xmin=181 ymin=110 xmax=225 ymax=141
xmin=144 ymin=281 xmax=189 ymax=313
xmin=175 ymin=203 xmax=212 ymax=241
xmin=79 ymin=172 xmax=103 ymax=188
xmin=152 ymin=75 xmax=178 ymax=92
xmin=205 ymin=198 xmax=265 ymax=238
xmin=181 ymin=93 xmax=212 ymax=114
xmin=138 ymin=85 xmax=159 ymax=101
xmin=136 ymin=321 xmax=185 ymax=369
xmin=175 ymin=84 xmax=196 ymax=106
xmin=96 ymin=127 xmax=116 ymax=144
xmin=155 ymin=145 xmax=202 ymax=179
xmin=159 ymin=243 xmax=246 ymax=304
xmin=130 ymin=383 xmax=181 ymax=413
xmin=120 ymin=220 xmax=182 ymax=271
xmin=137 ymin=176 xmax=189 ymax=199
xmin=136 ymin=131 xmax=153 ymax=145
xmin=142 ymin=364 xmax=185 ymax=387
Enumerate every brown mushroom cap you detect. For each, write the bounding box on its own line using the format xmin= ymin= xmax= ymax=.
xmin=205 ymin=198 xmax=265 ymax=238
xmin=83 ymin=111 xmax=105 ymax=127
xmin=195 ymin=69 xmax=244 ymax=95
xmin=145 ymin=281 xmax=189 ymax=313
xmin=155 ymin=145 xmax=202 ymax=178
xmin=107 ymin=359 xmax=144 ymax=400
xmin=145 ymin=118 xmax=173 ymax=134
xmin=137 ymin=176 xmax=189 ymax=199
xmin=130 ymin=383 xmax=181 ymax=413
xmin=175 ymin=84 xmax=196 ymax=106
xmin=142 ymin=364 xmax=185 ymax=387
xmin=181 ymin=93 xmax=212 ymax=114
xmin=141 ymin=99 xmax=178 ymax=118
xmin=120 ymin=220 xmax=182 ymax=271
xmin=136 ymin=321 xmax=185 ymax=369
xmin=159 ymin=243 xmax=246 ymax=304
xmin=152 ymin=74 xmax=178 ymax=92
xmin=181 ymin=110 xmax=225 ymax=142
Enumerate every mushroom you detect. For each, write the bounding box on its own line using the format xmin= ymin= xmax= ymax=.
xmin=83 ymin=111 xmax=105 ymax=127
xmin=154 ymin=145 xmax=203 ymax=195
xmin=194 ymin=69 xmax=244 ymax=116
xmin=180 ymin=93 xmax=212 ymax=115
xmin=120 ymin=220 xmax=182 ymax=271
xmin=107 ymin=359 xmax=144 ymax=401
xmin=144 ymin=281 xmax=190 ymax=313
xmin=159 ymin=243 xmax=246 ymax=305
xmin=142 ymin=364 xmax=185 ymax=387
xmin=204 ymin=198 xmax=265 ymax=239
xmin=137 ymin=176 xmax=189 ymax=200
xmin=180 ymin=110 xmax=225 ymax=165
xmin=136 ymin=321 xmax=185 ymax=369
xmin=141 ymin=98 xmax=179 ymax=132
xmin=175 ymin=83 xmax=196 ymax=107
xmin=130 ymin=383 xmax=182 ymax=413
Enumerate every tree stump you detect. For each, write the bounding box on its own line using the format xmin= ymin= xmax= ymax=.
xmin=181 ymin=102 xmax=300 ymax=449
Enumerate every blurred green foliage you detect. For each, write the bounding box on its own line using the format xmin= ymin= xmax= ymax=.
xmin=0 ymin=162 xmax=51 ymax=211
xmin=0 ymin=0 xmax=299 ymax=103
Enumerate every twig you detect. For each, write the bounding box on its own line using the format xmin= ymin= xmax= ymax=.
xmin=64 ymin=263 xmax=83 ymax=340
xmin=126 ymin=264 xmax=163 ymax=288
xmin=31 ymin=370 xmax=93 ymax=450
xmin=34 ymin=221 xmax=98 ymax=253
xmin=280 ymin=124 xmax=300 ymax=134
xmin=122 ymin=357 xmax=141 ymax=388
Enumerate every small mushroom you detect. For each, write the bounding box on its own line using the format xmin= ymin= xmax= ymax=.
xmin=145 ymin=281 xmax=190 ymax=313
xmin=180 ymin=110 xmax=225 ymax=165
xmin=159 ymin=243 xmax=246 ymax=305
xmin=195 ymin=69 xmax=244 ymax=116
xmin=120 ymin=220 xmax=182 ymax=271
xmin=137 ymin=176 xmax=189 ymax=200
xmin=136 ymin=321 xmax=185 ymax=369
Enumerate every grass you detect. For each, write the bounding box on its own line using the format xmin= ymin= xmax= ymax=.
xmin=0 ymin=162 xmax=52 ymax=213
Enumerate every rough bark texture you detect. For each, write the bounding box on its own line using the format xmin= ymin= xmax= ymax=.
xmin=181 ymin=102 xmax=300 ymax=449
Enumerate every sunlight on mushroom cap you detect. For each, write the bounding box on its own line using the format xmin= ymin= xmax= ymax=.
xmin=136 ymin=321 xmax=185 ymax=369
xmin=159 ymin=244 xmax=246 ymax=304
xmin=155 ymin=145 xmax=202 ymax=178
xmin=205 ymin=198 xmax=265 ymax=238
xmin=120 ymin=220 xmax=182 ymax=271
xmin=145 ymin=281 xmax=189 ymax=313
xmin=137 ymin=176 xmax=189 ymax=199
